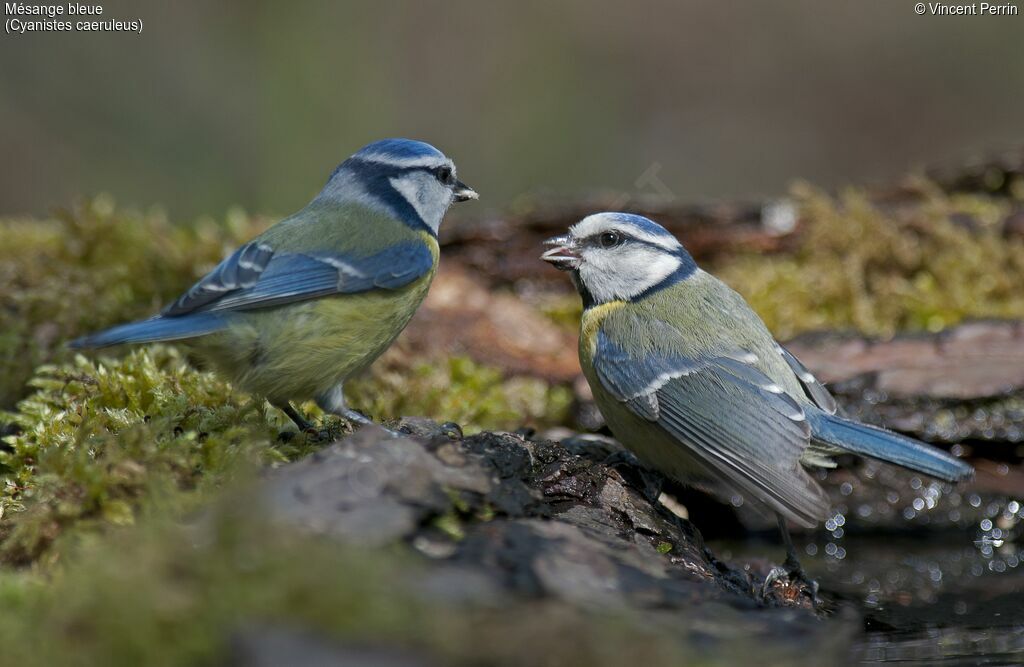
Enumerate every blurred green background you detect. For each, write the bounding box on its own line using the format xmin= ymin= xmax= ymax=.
xmin=2 ymin=0 xmax=1023 ymax=219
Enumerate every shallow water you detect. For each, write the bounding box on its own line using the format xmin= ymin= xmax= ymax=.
xmin=715 ymin=530 xmax=1024 ymax=665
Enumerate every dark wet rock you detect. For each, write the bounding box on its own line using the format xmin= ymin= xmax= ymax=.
xmin=260 ymin=426 xmax=490 ymax=548
xmin=249 ymin=423 xmax=854 ymax=661
xmin=784 ymin=320 xmax=1024 ymax=471
xmin=712 ymin=321 xmax=1024 ymax=533
xmin=926 ymin=147 xmax=1024 ymax=201
xmin=786 ymin=321 xmax=1024 ymax=404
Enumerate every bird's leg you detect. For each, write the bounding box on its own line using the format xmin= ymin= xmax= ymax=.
xmin=762 ymin=513 xmax=820 ymax=602
xmin=777 ymin=513 xmax=804 ymax=572
xmin=316 ymin=383 xmax=398 ymax=436
xmin=275 ymin=402 xmax=315 ymax=432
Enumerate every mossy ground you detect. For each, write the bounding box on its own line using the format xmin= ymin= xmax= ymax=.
xmin=0 ymin=198 xmax=572 ymax=570
xmin=0 ymin=196 xmax=265 ymax=407
xmin=0 ymin=183 xmax=1021 ymax=663
xmin=717 ymin=181 xmax=1024 ymax=339
xmin=0 ymin=500 xmax=759 ymax=667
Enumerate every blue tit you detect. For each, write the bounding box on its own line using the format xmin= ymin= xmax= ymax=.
xmin=72 ymin=138 xmax=477 ymax=430
xmin=542 ymin=212 xmax=973 ymax=569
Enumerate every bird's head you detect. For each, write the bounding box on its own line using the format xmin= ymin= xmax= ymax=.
xmin=322 ymin=138 xmax=477 ymax=235
xmin=541 ymin=213 xmax=697 ymax=306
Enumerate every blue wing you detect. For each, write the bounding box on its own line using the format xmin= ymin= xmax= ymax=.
xmin=163 ymin=239 xmax=433 ymax=316
xmin=70 ymin=239 xmax=433 ymax=349
xmin=775 ymin=343 xmax=837 ymax=414
xmin=593 ymin=329 xmax=830 ymax=528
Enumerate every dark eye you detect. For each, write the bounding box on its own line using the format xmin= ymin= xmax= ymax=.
xmin=435 ymin=165 xmax=455 ymax=185
xmin=599 ymin=231 xmax=622 ymax=248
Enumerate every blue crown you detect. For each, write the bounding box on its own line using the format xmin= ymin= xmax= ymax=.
xmin=602 ymin=212 xmax=676 ymax=239
xmin=354 ymin=138 xmax=445 ymax=162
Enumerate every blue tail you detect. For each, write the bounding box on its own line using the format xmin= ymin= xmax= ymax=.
xmin=69 ymin=313 xmax=226 ymax=349
xmin=807 ymin=409 xmax=973 ymax=482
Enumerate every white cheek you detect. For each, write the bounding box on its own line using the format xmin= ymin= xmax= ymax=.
xmin=581 ymin=248 xmax=682 ymax=302
xmin=390 ymin=176 xmax=450 ymax=233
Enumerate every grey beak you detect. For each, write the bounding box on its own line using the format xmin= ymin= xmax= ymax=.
xmin=453 ymin=180 xmax=478 ymax=202
xmin=541 ymin=234 xmax=581 ymax=270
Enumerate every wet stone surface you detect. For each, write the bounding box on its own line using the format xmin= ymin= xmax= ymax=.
xmin=253 ymin=421 xmax=853 ymax=660
xmin=786 ymin=321 xmax=1024 ymax=446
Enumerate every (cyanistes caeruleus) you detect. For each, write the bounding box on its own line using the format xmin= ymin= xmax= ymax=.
xmin=542 ymin=212 xmax=973 ymax=578
xmin=72 ymin=138 xmax=477 ymax=430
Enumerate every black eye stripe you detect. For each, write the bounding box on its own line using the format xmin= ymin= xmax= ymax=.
xmin=348 ymin=158 xmax=453 ymax=180
xmin=434 ymin=165 xmax=456 ymax=185
xmin=586 ymin=231 xmax=626 ymax=248
xmin=585 ymin=233 xmax=677 ymax=254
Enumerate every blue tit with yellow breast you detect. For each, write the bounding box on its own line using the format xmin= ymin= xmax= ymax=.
xmin=72 ymin=138 xmax=477 ymax=430
xmin=542 ymin=212 xmax=973 ymax=578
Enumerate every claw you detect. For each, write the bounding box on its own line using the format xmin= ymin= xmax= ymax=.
xmin=342 ymin=408 xmax=402 ymax=438
xmin=761 ymin=563 xmax=819 ymax=602
xmin=761 ymin=513 xmax=822 ymax=607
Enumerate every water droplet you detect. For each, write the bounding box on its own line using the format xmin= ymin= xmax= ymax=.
xmin=981 ymin=518 xmax=993 ymax=531
xmin=840 ymin=482 xmax=853 ymax=496
xmin=954 ymin=600 xmax=968 ymax=615
xmin=1008 ymin=501 xmax=1020 ymax=514
xmin=969 ymin=494 xmax=982 ymax=508
xmin=805 ymin=543 xmax=818 ymax=556
xmin=903 ymin=507 xmax=917 ymax=520
xmin=913 ymin=498 xmax=926 ymax=511
xmin=825 ymin=542 xmax=838 ymax=556
xmin=910 ymin=477 xmax=922 ymax=490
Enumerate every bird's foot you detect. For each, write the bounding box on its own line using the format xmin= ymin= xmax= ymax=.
xmin=277 ymin=403 xmax=317 ymax=434
xmin=761 ymin=556 xmax=820 ymax=607
xmin=341 ymin=408 xmax=402 ymax=438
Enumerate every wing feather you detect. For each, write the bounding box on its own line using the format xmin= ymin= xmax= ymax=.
xmin=162 ymin=240 xmax=433 ymax=316
xmin=593 ymin=328 xmax=829 ymax=527
xmin=776 ymin=343 xmax=837 ymax=414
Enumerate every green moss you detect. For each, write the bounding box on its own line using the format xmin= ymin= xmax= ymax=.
xmin=537 ymin=293 xmax=584 ymax=330
xmin=0 ymin=342 xmax=572 ymax=564
xmin=0 ymin=503 xmax=742 ymax=667
xmin=0 ymin=196 xmax=266 ymax=407
xmin=656 ymin=541 xmax=673 ymax=554
xmin=0 ymin=346 xmax=307 ymax=564
xmin=349 ymin=352 xmax=574 ymax=434
xmin=716 ymin=182 xmax=1024 ymax=339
